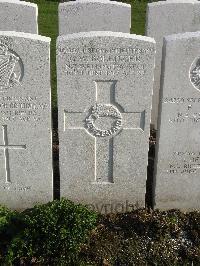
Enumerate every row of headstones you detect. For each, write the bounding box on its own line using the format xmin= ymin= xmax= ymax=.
xmin=0 ymin=0 xmax=199 ymax=212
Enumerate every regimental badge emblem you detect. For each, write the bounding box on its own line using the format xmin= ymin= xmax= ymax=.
xmin=0 ymin=38 xmax=23 ymax=91
xmin=190 ymin=57 xmax=200 ymax=91
xmin=85 ymin=103 xmax=123 ymax=138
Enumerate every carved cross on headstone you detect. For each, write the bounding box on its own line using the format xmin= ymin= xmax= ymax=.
xmin=0 ymin=125 xmax=26 ymax=183
xmin=64 ymin=80 xmax=145 ymax=183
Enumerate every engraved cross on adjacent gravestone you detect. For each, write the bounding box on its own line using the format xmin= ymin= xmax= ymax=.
xmin=0 ymin=125 xmax=26 ymax=183
xmin=64 ymin=80 xmax=145 ymax=184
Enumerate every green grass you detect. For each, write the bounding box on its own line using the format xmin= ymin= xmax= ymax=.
xmin=131 ymin=1 xmax=148 ymax=35
xmin=26 ymin=0 xmax=156 ymax=111
xmin=36 ymin=1 xmax=59 ymax=111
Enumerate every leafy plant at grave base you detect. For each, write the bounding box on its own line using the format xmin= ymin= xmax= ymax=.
xmin=0 ymin=202 xmax=200 ymax=265
xmin=4 ymin=199 xmax=98 ymax=265
xmin=0 ymin=205 xmax=25 ymax=265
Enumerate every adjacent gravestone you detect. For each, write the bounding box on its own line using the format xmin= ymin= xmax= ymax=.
xmin=146 ymin=0 xmax=200 ymax=128
xmin=59 ymin=0 xmax=131 ymax=35
xmin=57 ymin=32 xmax=155 ymax=213
xmin=0 ymin=32 xmax=52 ymax=209
xmin=154 ymin=32 xmax=200 ymax=210
xmin=0 ymin=0 xmax=38 ymax=34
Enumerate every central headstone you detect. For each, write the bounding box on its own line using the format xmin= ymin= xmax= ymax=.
xmin=0 ymin=0 xmax=38 ymax=34
xmin=57 ymin=32 xmax=155 ymax=213
xmin=0 ymin=32 xmax=53 ymax=210
xmin=59 ymin=0 xmax=131 ymax=35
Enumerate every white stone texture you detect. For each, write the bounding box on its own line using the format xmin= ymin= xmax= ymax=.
xmin=154 ymin=31 xmax=200 ymax=211
xmin=0 ymin=0 xmax=38 ymax=34
xmin=146 ymin=0 xmax=200 ymax=128
xmin=0 ymin=31 xmax=52 ymax=210
xmin=59 ymin=0 xmax=131 ymax=35
xmin=57 ymin=31 xmax=155 ymax=213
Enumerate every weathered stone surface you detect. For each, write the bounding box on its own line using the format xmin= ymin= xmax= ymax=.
xmin=59 ymin=0 xmax=131 ymax=35
xmin=154 ymin=32 xmax=200 ymax=211
xmin=0 ymin=0 xmax=38 ymax=34
xmin=57 ymin=32 xmax=155 ymax=213
xmin=0 ymin=32 xmax=52 ymax=209
xmin=146 ymin=0 xmax=200 ymax=128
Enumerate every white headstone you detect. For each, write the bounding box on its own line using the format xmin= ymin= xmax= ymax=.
xmin=154 ymin=32 xmax=200 ymax=211
xmin=0 ymin=0 xmax=38 ymax=34
xmin=0 ymin=32 xmax=52 ymax=210
xmin=59 ymin=0 xmax=131 ymax=35
xmin=57 ymin=32 xmax=155 ymax=213
xmin=146 ymin=0 xmax=200 ymax=128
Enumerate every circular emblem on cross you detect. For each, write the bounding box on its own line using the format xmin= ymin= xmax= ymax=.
xmin=85 ymin=103 xmax=122 ymax=137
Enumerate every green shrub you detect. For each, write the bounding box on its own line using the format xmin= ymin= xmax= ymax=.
xmin=4 ymin=199 xmax=98 ymax=265
xmin=0 ymin=205 xmax=14 ymax=263
xmin=0 ymin=205 xmax=24 ymax=265
xmin=0 ymin=203 xmax=200 ymax=265
xmin=0 ymin=205 xmax=15 ymax=233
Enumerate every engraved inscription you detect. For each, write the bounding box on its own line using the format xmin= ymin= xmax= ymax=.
xmin=167 ymin=151 xmax=200 ymax=174
xmin=163 ymin=97 xmax=200 ymax=124
xmin=2 ymin=185 xmax=31 ymax=191
xmin=0 ymin=37 xmax=23 ymax=90
xmin=0 ymin=125 xmax=26 ymax=183
xmin=0 ymin=96 xmax=48 ymax=122
xmin=60 ymin=5 xmax=84 ymax=14
xmin=163 ymin=97 xmax=200 ymax=104
xmin=57 ymin=45 xmax=154 ymax=77
xmin=85 ymin=103 xmax=122 ymax=137
xmin=64 ymin=80 xmax=145 ymax=184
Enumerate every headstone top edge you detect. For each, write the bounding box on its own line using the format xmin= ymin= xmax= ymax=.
xmin=164 ymin=31 xmax=200 ymax=42
xmin=0 ymin=0 xmax=38 ymax=8
xmin=148 ymin=0 xmax=198 ymax=7
xmin=57 ymin=31 xmax=156 ymax=44
xmin=59 ymin=0 xmax=130 ymax=8
xmin=0 ymin=31 xmax=51 ymax=43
